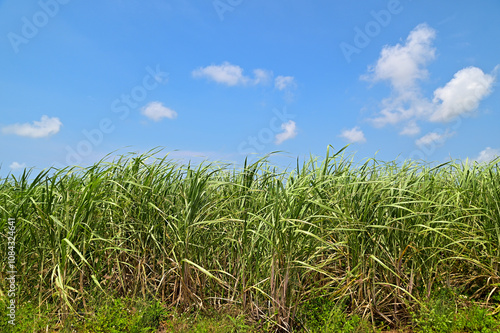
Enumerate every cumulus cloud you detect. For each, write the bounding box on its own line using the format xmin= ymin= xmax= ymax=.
xmin=339 ymin=126 xmax=366 ymax=143
xmin=415 ymin=130 xmax=454 ymax=148
xmin=430 ymin=67 xmax=496 ymax=122
xmin=474 ymin=147 xmax=500 ymax=163
xmin=141 ymin=102 xmax=177 ymax=121
xmin=372 ymin=92 xmax=434 ymax=127
xmin=191 ymin=62 xmax=298 ymax=104
xmin=365 ymin=23 xmax=436 ymax=90
xmin=9 ymin=162 xmax=27 ymax=170
xmin=399 ymin=121 xmax=421 ymax=136
xmin=192 ymin=62 xmax=247 ymax=86
xmin=364 ymin=23 xmax=436 ymax=126
xmin=275 ymin=120 xmax=297 ymax=144
xmin=363 ymin=23 xmax=497 ymax=151
xmin=253 ymin=69 xmax=273 ymax=85
xmin=192 ymin=62 xmax=273 ymax=86
xmin=275 ymin=76 xmax=296 ymax=90
xmin=275 ymin=76 xmax=298 ymax=103
xmin=1 ymin=115 xmax=62 ymax=138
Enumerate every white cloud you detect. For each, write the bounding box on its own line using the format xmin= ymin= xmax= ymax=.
xmin=365 ymin=23 xmax=436 ymax=90
xmin=192 ymin=62 xmax=273 ymax=87
xmin=415 ymin=130 xmax=453 ymax=148
xmin=364 ymin=24 xmax=437 ymax=127
xmin=339 ymin=126 xmax=366 ymax=143
xmin=275 ymin=120 xmax=297 ymax=144
xmin=1 ymin=115 xmax=62 ymax=138
xmin=9 ymin=162 xmax=26 ymax=170
xmin=141 ymin=102 xmax=177 ymax=121
xmin=474 ymin=147 xmax=500 ymax=163
xmin=192 ymin=62 xmax=248 ymax=86
xmin=275 ymin=76 xmax=298 ymax=103
xmin=275 ymin=76 xmax=296 ymax=90
xmin=372 ymin=92 xmax=434 ymax=127
xmin=430 ymin=67 xmax=496 ymax=122
xmin=364 ymin=22 xmax=497 ymax=150
xmin=191 ymin=63 xmax=297 ymax=104
xmin=399 ymin=121 xmax=421 ymax=136
xmin=253 ymin=69 xmax=273 ymax=85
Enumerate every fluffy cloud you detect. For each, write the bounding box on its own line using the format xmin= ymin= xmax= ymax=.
xmin=1 ymin=115 xmax=62 ymax=138
xmin=253 ymin=69 xmax=273 ymax=85
xmin=141 ymin=102 xmax=177 ymax=121
xmin=364 ymin=23 xmax=436 ymax=126
xmin=430 ymin=67 xmax=495 ymax=122
xmin=364 ymin=23 xmax=497 ymax=153
xmin=192 ymin=62 xmax=272 ymax=86
xmin=415 ymin=130 xmax=454 ymax=148
xmin=474 ymin=147 xmax=500 ymax=163
xmin=372 ymin=92 xmax=434 ymax=127
xmin=192 ymin=62 xmax=247 ymax=86
xmin=399 ymin=121 xmax=420 ymax=136
xmin=9 ymin=162 xmax=27 ymax=170
xmin=339 ymin=126 xmax=366 ymax=143
xmin=366 ymin=23 xmax=436 ymax=90
xmin=275 ymin=120 xmax=297 ymax=144
xmin=275 ymin=76 xmax=296 ymax=90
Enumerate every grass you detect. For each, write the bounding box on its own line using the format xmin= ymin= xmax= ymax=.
xmin=1 ymin=146 xmax=500 ymax=331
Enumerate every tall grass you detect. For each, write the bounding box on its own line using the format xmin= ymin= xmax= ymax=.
xmin=1 ymin=146 xmax=500 ymax=330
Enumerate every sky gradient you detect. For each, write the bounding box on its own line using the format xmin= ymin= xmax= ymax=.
xmin=1 ymin=0 xmax=499 ymax=176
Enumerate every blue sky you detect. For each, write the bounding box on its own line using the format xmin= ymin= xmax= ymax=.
xmin=1 ymin=0 xmax=499 ymax=176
